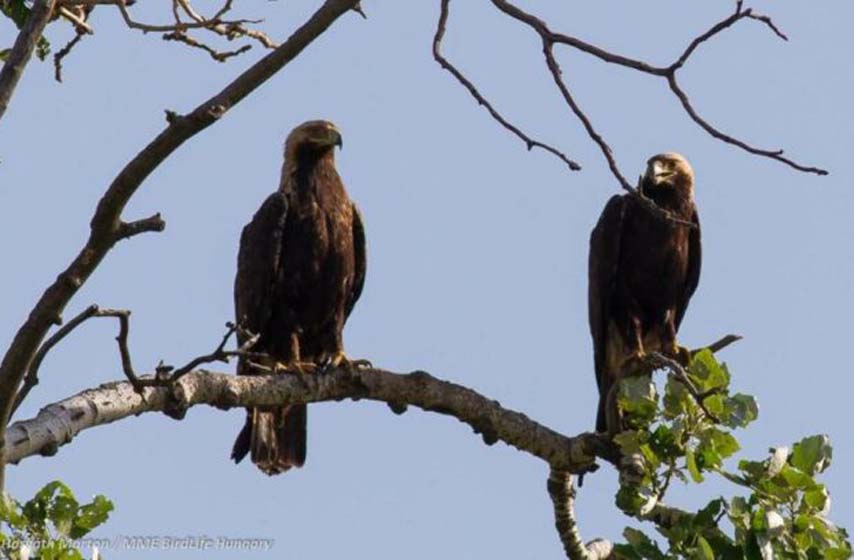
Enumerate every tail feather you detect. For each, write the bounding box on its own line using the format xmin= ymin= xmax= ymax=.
xmin=231 ymin=405 xmax=306 ymax=475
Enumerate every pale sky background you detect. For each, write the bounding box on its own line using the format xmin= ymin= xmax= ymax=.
xmin=1 ymin=1 xmax=852 ymax=558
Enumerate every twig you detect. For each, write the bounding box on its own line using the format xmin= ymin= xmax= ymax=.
xmin=53 ymin=32 xmax=85 ymax=83
xmin=115 ymin=213 xmax=166 ymax=241
xmin=162 ymin=32 xmax=252 ymax=62
xmin=159 ymin=323 xmax=261 ymax=383
xmin=0 ymin=0 xmax=59 ymax=122
xmin=11 ymin=305 xmax=135 ymax=415
xmin=463 ymin=0 xmax=829 ymax=182
xmin=692 ymin=334 xmax=742 ymax=356
xmin=432 ymin=0 xmax=581 ymax=171
xmin=647 ymin=352 xmax=720 ymax=423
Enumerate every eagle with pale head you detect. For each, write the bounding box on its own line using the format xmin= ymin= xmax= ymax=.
xmin=588 ymin=153 xmax=701 ymax=434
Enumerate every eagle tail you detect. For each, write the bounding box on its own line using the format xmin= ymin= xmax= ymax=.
xmin=231 ymin=405 xmax=307 ymax=475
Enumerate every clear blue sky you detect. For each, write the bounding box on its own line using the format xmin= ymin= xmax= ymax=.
xmin=2 ymin=1 xmax=852 ymax=557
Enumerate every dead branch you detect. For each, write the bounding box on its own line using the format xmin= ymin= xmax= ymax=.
xmin=434 ymin=0 xmax=828 ymax=187
xmin=53 ymin=32 xmax=86 ymax=83
xmin=432 ymin=0 xmax=581 ymax=171
xmin=0 ymin=0 xmax=58 ymax=121
xmin=0 ymin=0 xmax=362 ymax=490
xmin=11 ymin=305 xmax=135 ymax=415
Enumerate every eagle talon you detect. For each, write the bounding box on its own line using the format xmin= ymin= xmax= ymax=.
xmin=317 ymin=353 xmax=369 ymax=374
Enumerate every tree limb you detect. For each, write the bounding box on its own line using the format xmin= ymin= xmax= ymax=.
xmin=0 ymin=0 xmax=362 ymax=490
xmin=548 ymin=469 xmax=612 ymax=560
xmin=0 ymin=0 xmax=58 ymax=122
xmin=3 ymin=368 xmax=612 ymax=472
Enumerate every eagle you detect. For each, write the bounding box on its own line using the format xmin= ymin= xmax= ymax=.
xmin=588 ymin=153 xmax=701 ymax=435
xmin=231 ymin=120 xmax=367 ymax=475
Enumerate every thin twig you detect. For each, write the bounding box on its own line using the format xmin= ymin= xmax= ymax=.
xmin=11 ymin=305 xmax=135 ymax=414
xmin=692 ymin=334 xmax=742 ymax=356
xmin=162 ymin=32 xmax=252 ymax=62
xmin=115 ymin=213 xmax=166 ymax=241
xmin=647 ymin=352 xmax=720 ymax=423
xmin=53 ymin=32 xmax=85 ymax=83
xmin=466 ymin=0 xmax=829 ymax=181
xmin=432 ymin=0 xmax=581 ymax=171
xmin=159 ymin=322 xmax=260 ymax=383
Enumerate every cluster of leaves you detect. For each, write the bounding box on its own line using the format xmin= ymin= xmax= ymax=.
xmin=1 ymin=0 xmax=51 ymax=62
xmin=0 ymin=481 xmax=112 ymax=560
xmin=611 ymin=350 xmax=851 ymax=559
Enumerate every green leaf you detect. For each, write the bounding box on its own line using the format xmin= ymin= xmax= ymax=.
xmin=623 ymin=527 xmax=666 ymax=559
xmin=618 ymin=376 xmax=658 ymax=426
xmin=791 ymin=435 xmax=832 ymax=475
xmin=723 ymin=393 xmax=759 ymax=428
xmin=695 ymin=498 xmax=725 ymax=530
xmin=697 ymin=428 xmax=740 ymax=470
xmin=689 ymin=349 xmax=730 ymax=393
xmin=693 ymin=535 xmax=715 ymax=560
xmin=70 ymin=495 xmax=114 ymax=538
xmin=686 ymin=448 xmax=704 ymax=483
xmin=803 ymin=486 xmax=830 ymax=514
xmin=664 ymin=374 xmax=695 ymax=418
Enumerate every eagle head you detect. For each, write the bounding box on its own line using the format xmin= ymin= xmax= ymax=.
xmin=284 ymin=120 xmax=343 ymax=161
xmin=644 ymin=152 xmax=694 ymax=193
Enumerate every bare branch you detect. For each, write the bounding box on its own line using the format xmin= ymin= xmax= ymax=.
xmin=53 ymin=32 xmax=86 ymax=83
xmin=115 ymin=213 xmax=167 ymax=240
xmin=162 ymin=32 xmax=252 ymax=62
xmin=0 ymin=0 xmax=58 ymax=122
xmin=463 ymin=0 xmax=829 ymax=181
xmin=4 ymin=368 xmax=613 ymax=472
xmin=0 ymin=0 xmax=362 ymax=490
xmin=432 ymin=0 xmax=581 ymax=171
xmin=548 ymin=469 xmax=610 ymax=560
xmin=693 ymin=333 xmax=742 ymax=356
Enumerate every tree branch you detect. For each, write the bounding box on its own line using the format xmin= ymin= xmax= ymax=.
xmin=432 ymin=0 xmax=581 ymax=171
xmin=3 ymin=367 xmax=612 ymax=472
xmin=548 ymin=469 xmax=612 ymax=560
xmin=0 ymin=0 xmax=362 ymax=490
xmin=456 ymin=0 xmax=829 ymax=180
xmin=0 ymin=0 xmax=58 ymax=122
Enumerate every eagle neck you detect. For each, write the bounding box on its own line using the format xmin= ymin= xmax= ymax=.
xmin=280 ymin=150 xmax=337 ymax=199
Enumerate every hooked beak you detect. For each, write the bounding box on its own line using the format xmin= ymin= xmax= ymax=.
xmin=646 ymin=160 xmax=674 ymax=185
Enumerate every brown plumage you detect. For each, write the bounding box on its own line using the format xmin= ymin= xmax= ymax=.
xmin=231 ymin=120 xmax=366 ymax=475
xmin=588 ymin=153 xmax=701 ymax=434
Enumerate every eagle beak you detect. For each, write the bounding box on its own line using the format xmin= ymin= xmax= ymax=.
xmin=330 ymin=128 xmax=343 ymax=150
xmin=647 ymin=160 xmax=674 ymax=185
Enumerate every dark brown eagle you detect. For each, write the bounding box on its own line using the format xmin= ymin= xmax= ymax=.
xmin=588 ymin=153 xmax=701 ymax=434
xmin=231 ymin=120 xmax=367 ymax=475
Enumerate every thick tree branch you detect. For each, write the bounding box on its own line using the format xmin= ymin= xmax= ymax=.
xmin=548 ymin=469 xmax=611 ymax=560
xmin=0 ymin=0 xmax=361 ymax=489
xmin=4 ymin=368 xmax=612 ymax=472
xmin=0 ymin=0 xmax=58 ymax=121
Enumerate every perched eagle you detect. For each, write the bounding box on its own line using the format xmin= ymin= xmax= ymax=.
xmin=588 ymin=153 xmax=701 ymax=434
xmin=231 ymin=120 xmax=367 ymax=475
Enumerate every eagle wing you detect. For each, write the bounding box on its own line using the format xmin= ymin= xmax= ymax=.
xmin=234 ymin=191 xmax=289 ymax=361
xmin=345 ymin=202 xmax=367 ymax=320
xmin=674 ymin=206 xmax=701 ymax=330
xmin=588 ymin=194 xmax=626 ymax=429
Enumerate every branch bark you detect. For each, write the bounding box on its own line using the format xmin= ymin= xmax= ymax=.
xmin=0 ymin=0 xmax=361 ymax=490
xmin=4 ymin=368 xmax=611 ymax=472
xmin=0 ymin=0 xmax=58 ymax=121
